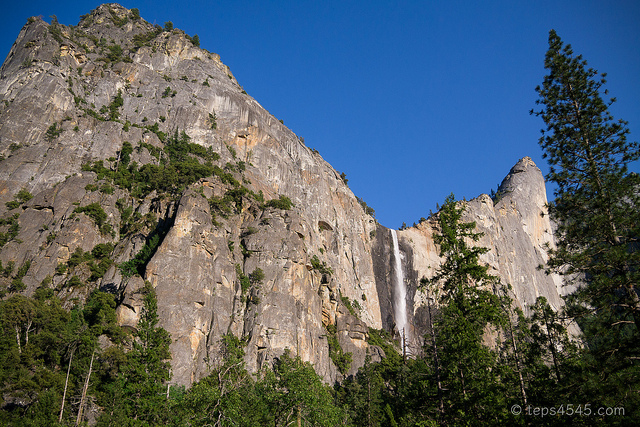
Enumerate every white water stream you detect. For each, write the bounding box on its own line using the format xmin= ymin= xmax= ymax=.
xmin=390 ymin=229 xmax=408 ymax=351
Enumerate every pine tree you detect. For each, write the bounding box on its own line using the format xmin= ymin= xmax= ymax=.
xmin=97 ymin=282 xmax=172 ymax=425
xmin=532 ymin=29 xmax=640 ymax=421
xmin=532 ymin=28 xmax=640 ymax=328
xmin=420 ymin=194 xmax=508 ymax=425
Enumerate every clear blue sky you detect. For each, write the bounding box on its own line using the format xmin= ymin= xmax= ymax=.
xmin=2 ymin=1 xmax=639 ymax=229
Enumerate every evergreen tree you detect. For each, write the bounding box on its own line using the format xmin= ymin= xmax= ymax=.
xmin=97 ymin=282 xmax=172 ymax=425
xmin=337 ymin=357 xmax=388 ymax=426
xmin=532 ymin=30 xmax=640 ymax=421
xmin=420 ymin=194 xmax=509 ymax=425
xmin=0 ymin=293 xmax=72 ymax=425
xmin=532 ymin=29 xmax=640 ymax=331
xmin=259 ymin=349 xmax=347 ymax=426
xmin=179 ymin=333 xmax=262 ymax=426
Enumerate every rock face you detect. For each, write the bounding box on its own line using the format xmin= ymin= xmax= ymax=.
xmin=0 ymin=4 xmax=572 ymax=386
xmin=382 ymin=157 xmax=572 ymax=352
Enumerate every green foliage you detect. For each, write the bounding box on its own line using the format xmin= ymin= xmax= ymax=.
xmin=0 ymin=213 xmax=20 ymax=247
xmin=55 ymin=262 xmax=67 ymax=275
xmin=73 ymin=202 xmax=109 ymax=234
xmin=99 ymin=183 xmax=114 ymax=194
xmin=208 ymin=194 xmax=233 ymax=218
xmin=420 ymin=194 xmax=509 ymax=424
xmin=8 ymin=260 xmax=30 ymax=292
xmin=137 ymin=141 xmax=162 ymax=159
xmin=235 ymin=264 xmax=251 ymax=294
xmin=172 ymin=333 xmax=346 ymax=425
xmin=177 ymin=333 xmax=256 ymax=425
xmin=187 ymin=34 xmax=200 ymax=47
xmin=67 ymin=246 xmax=90 ymax=268
xmin=325 ymin=324 xmax=352 ymax=375
xmin=0 ymin=293 xmax=68 ymax=421
xmin=132 ymin=27 xmax=162 ymax=51
xmin=66 ymin=274 xmax=84 ymax=288
xmin=356 ymin=196 xmax=376 ymax=217
xmin=119 ymin=140 xmax=133 ymax=166
xmin=226 ymin=143 xmax=237 ymax=159
xmin=367 ymin=328 xmax=401 ymax=366
xmin=164 ymin=21 xmax=173 ymax=32
xmin=106 ymin=44 xmax=123 ymax=63
xmin=248 ymin=267 xmax=264 ymax=285
xmin=0 ymin=286 xmax=170 ymax=425
xmin=108 ymin=8 xmax=129 ymax=27
xmin=208 ymin=182 xmax=263 ymax=222
xmin=16 ymin=188 xmax=33 ymax=203
xmin=45 ymin=122 xmax=62 ymax=141
xmin=4 ymin=200 xmax=19 ymax=210
xmin=531 ymin=30 xmax=640 ymax=421
xmin=5 ymin=188 xmax=33 ymax=210
xmin=84 ymin=107 xmax=106 ymax=121
xmin=310 ymin=255 xmax=333 ymax=276
xmin=340 ymin=171 xmax=348 ymax=185
xmin=83 ymin=137 xmax=220 ymax=198
xmin=267 ymin=350 xmax=347 ymax=425
xmin=96 ymin=282 xmax=172 ymax=424
xmin=340 ymin=292 xmax=357 ymax=316
xmin=48 ymin=19 xmax=63 ymax=43
xmin=116 ymin=198 xmax=156 ymax=236
xmin=107 ymin=89 xmax=123 ymax=120
xmin=242 ymin=226 xmax=258 ymax=237
xmin=120 ymin=232 xmax=162 ymax=278
xmin=264 ymin=194 xmax=293 ymax=210
xmin=161 ymin=86 xmax=176 ymax=98
xmin=87 ymin=244 xmax=115 ymax=281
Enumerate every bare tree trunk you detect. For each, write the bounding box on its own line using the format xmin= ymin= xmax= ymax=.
xmin=15 ymin=325 xmax=21 ymax=354
xmin=367 ymin=378 xmax=372 ymax=427
xmin=59 ymin=348 xmax=74 ymax=423
xmin=427 ymin=296 xmax=444 ymax=417
xmin=25 ymin=319 xmax=32 ymax=346
xmin=507 ymin=318 xmax=528 ymax=407
xmin=76 ymin=350 xmax=95 ymax=426
xmin=499 ymin=286 xmax=528 ymax=408
xmin=542 ymin=311 xmax=561 ymax=382
xmin=459 ymin=367 xmax=467 ymax=398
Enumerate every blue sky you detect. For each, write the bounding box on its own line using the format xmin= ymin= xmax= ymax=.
xmin=2 ymin=1 xmax=639 ymax=229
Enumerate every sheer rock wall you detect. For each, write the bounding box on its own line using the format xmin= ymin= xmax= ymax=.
xmin=0 ymin=4 xmax=572 ymax=386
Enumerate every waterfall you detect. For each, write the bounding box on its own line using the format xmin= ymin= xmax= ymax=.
xmin=390 ymin=229 xmax=408 ymax=351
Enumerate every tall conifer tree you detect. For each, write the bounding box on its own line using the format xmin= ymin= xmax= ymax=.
xmin=532 ymin=29 xmax=640 ymax=419
xmin=532 ymin=30 xmax=640 ymax=328
xmin=421 ymin=194 xmax=509 ymax=425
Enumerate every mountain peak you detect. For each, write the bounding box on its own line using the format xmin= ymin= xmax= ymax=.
xmin=0 ymin=4 xmax=567 ymax=391
xmin=495 ymin=156 xmax=547 ymax=208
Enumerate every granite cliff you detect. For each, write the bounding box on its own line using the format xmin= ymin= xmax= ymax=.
xmin=0 ymin=4 xmax=569 ymax=386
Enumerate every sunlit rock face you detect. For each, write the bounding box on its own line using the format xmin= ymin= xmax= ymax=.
xmin=388 ymin=157 xmax=577 ymax=351
xmin=0 ymin=4 xmax=573 ymax=386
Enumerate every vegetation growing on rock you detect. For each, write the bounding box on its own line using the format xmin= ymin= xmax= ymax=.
xmin=0 ymin=4 xmax=637 ymax=425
